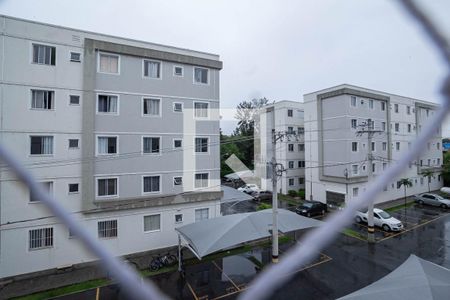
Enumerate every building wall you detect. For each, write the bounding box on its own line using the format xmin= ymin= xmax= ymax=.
xmin=304 ymin=84 xmax=443 ymax=206
xmin=0 ymin=15 xmax=222 ymax=279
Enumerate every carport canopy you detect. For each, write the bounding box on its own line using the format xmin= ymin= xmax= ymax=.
xmin=175 ymin=208 xmax=323 ymax=259
xmin=338 ymin=255 xmax=450 ymax=300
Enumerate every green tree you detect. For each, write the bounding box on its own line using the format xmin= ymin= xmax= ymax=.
xmin=220 ymin=131 xmax=245 ymax=177
xmin=441 ymin=151 xmax=450 ymax=185
xmin=398 ymin=178 xmax=413 ymax=218
xmin=421 ymin=169 xmax=435 ymax=192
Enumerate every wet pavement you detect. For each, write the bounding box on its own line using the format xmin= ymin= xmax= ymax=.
xmin=51 ymin=203 xmax=450 ymax=300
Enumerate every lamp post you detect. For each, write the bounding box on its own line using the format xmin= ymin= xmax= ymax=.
xmin=343 ymin=168 xmax=349 ymax=203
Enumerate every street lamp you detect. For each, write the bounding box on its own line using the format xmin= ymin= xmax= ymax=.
xmin=343 ymin=168 xmax=349 ymax=203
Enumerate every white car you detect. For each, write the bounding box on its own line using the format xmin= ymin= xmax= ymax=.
xmin=355 ymin=208 xmax=403 ymax=232
xmin=237 ymin=184 xmax=259 ymax=194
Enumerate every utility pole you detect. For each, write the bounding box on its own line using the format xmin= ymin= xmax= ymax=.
xmin=357 ymin=119 xmax=382 ymax=244
xmin=343 ymin=168 xmax=349 ymax=202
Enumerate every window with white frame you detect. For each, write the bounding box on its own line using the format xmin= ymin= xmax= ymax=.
xmin=68 ymin=183 xmax=79 ymax=193
xmin=396 ymin=142 xmax=400 ymax=151
xmin=143 ymin=60 xmax=161 ymax=78
xmin=287 ymin=127 xmax=294 ymax=134
xmin=29 ymin=227 xmax=53 ymax=250
xmin=288 ymin=144 xmax=294 ymax=152
xmin=383 ymin=162 xmax=387 ymax=170
xmin=382 ymin=142 xmax=387 ymax=151
xmin=175 ymin=214 xmax=183 ymax=223
xmin=174 ymin=176 xmax=183 ymax=186
xmin=352 ymin=187 xmax=359 ymax=197
xmin=194 ymin=67 xmax=208 ymax=84
xmin=69 ymin=95 xmax=80 ymax=105
xmin=69 ymin=139 xmax=79 ymax=149
xmin=173 ymin=102 xmax=183 ymax=112
xmin=143 ymin=98 xmax=160 ymax=116
xmin=30 ymin=136 xmax=53 ymax=155
xmin=98 ymin=53 xmax=119 ymax=74
xmin=299 ymin=178 xmax=304 ymax=184
xmin=289 ymin=178 xmax=294 ymax=186
xmin=369 ymin=99 xmax=374 ymax=109
xmin=97 ymin=178 xmax=117 ymax=197
xmin=288 ymin=161 xmax=294 ymax=169
xmin=407 ymin=106 xmax=411 ymax=115
xmin=174 ymin=139 xmax=182 ymax=148
xmin=287 ymin=109 xmax=293 ymax=117
xmin=298 ymin=127 xmax=305 ymax=134
xmin=407 ymin=124 xmax=412 ymax=133
xmin=32 ymin=44 xmax=56 ymax=65
xmin=394 ymin=104 xmax=399 ymax=113
xmin=142 ymin=137 xmax=160 ymax=154
xmin=144 ymin=214 xmax=161 ymax=232
xmin=381 ymin=102 xmax=386 ymax=111
xmin=381 ymin=122 xmax=386 ymax=131
xmin=70 ymin=52 xmax=81 ymax=62
xmin=30 ymin=181 xmax=53 ymax=202
xmin=352 ymin=164 xmax=358 ymax=175
xmin=437 ymin=142 xmax=441 ymax=150
xmin=31 ymin=90 xmax=54 ymax=110
xmin=395 ymin=123 xmax=399 ymax=132
xmin=371 ymin=142 xmax=375 ymax=152
xmin=97 ymin=95 xmax=118 ymax=114
xmin=351 ymin=119 xmax=357 ymax=129
xmin=195 ymin=173 xmax=209 ymax=188
xmin=174 ymin=66 xmax=183 ymax=77
xmin=195 ymin=137 xmax=208 ymax=153
xmin=372 ymin=163 xmax=376 ymax=173
xmin=98 ymin=220 xmax=117 ymax=238
xmin=143 ymin=176 xmax=160 ymax=193
xmin=194 ymin=102 xmax=209 ymax=118
xmin=298 ymin=161 xmax=305 ymax=168
xmin=351 ymin=142 xmax=358 ymax=152
xmin=298 ymin=144 xmax=304 ymax=151
xmin=351 ymin=96 xmax=357 ymax=107
xmin=195 ymin=208 xmax=209 ymax=222
xmin=97 ymin=136 xmax=117 ymax=154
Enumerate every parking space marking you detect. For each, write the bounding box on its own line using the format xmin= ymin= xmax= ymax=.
xmin=211 ymin=261 xmax=241 ymax=291
xmin=186 ymin=282 xmax=199 ymax=300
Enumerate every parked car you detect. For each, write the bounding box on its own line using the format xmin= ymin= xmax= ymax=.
xmin=295 ymin=201 xmax=327 ymax=217
xmin=414 ymin=193 xmax=450 ymax=208
xmin=237 ymin=184 xmax=259 ymax=194
xmin=251 ymin=190 xmax=272 ymax=202
xmin=355 ymin=208 xmax=403 ymax=232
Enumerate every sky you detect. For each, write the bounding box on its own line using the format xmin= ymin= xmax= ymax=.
xmin=1 ymin=0 xmax=449 ymax=135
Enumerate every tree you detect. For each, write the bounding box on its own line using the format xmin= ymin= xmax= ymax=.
xmin=421 ymin=169 xmax=435 ymax=192
xmin=398 ymin=178 xmax=413 ymax=219
xmin=220 ymin=131 xmax=245 ymax=177
xmin=441 ymin=151 xmax=450 ymax=186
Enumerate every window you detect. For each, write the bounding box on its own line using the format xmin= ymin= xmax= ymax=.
xmin=428 ymin=159 xmax=431 ymax=166
xmin=352 ymin=187 xmax=359 ymax=197
xmin=397 ymin=181 xmax=402 ymax=189
xmin=69 ymin=183 xmax=79 ymax=193
xmin=70 ymin=52 xmax=81 ymax=62
xmin=407 ymin=124 xmax=411 ymax=133
xmin=298 ymin=144 xmax=305 ymax=151
xmin=194 ymin=102 xmax=208 ymax=118
xmin=395 ymin=123 xmax=399 ymax=132
xmin=288 ymin=161 xmax=294 ymax=169
xmin=298 ymin=161 xmax=305 ymax=168
xmin=352 ymin=142 xmax=358 ymax=152
xmin=437 ymin=143 xmax=440 ymax=150
xmin=287 ymin=109 xmax=293 ymax=117
xmin=30 ymin=181 xmax=53 ymax=202
xmin=69 ymin=95 xmax=80 ymax=105
xmin=420 ymin=177 xmax=424 ymax=185
xmin=195 ymin=137 xmax=208 ymax=153
xmin=143 ymin=137 xmax=160 ymax=154
xmin=371 ymin=142 xmax=375 ymax=152
xmin=382 ymin=142 xmax=387 ymax=151
xmin=369 ymin=99 xmax=374 ymax=109
xmin=297 ymin=127 xmax=305 ymax=134
xmin=437 ymin=158 xmax=441 ymax=165
xmin=194 ymin=67 xmax=208 ymax=84
xmin=195 ymin=208 xmax=209 ymax=222
xmin=383 ymin=162 xmax=387 ymax=170
xmin=427 ymin=142 xmax=431 ymax=150
xmin=98 ymin=53 xmax=119 ymax=74
xmin=143 ymin=98 xmax=160 ymax=116
xmin=298 ymin=178 xmax=304 ymax=184
xmin=174 ymin=66 xmax=183 ymax=77
xmin=407 ymin=106 xmax=411 ymax=115
xmin=420 ymin=160 xmax=423 ymax=166
xmin=144 ymin=215 xmax=161 ymax=232
xmin=381 ymin=102 xmax=386 ymax=111
xmin=32 ymin=44 xmax=56 ymax=65
xmin=97 ymin=178 xmax=118 ymax=197
xmin=31 ymin=90 xmax=54 ymax=110
xmin=30 ymin=136 xmax=53 ymax=155
xmin=174 ymin=139 xmax=182 ymax=148
xmin=175 ymin=214 xmax=183 ymax=223
xmin=174 ymin=176 xmax=183 ymax=186
xmin=98 ymin=220 xmax=117 ymax=238
xmin=29 ymin=228 xmax=53 ymax=250
xmin=396 ymin=142 xmax=400 ymax=151
xmin=372 ymin=163 xmax=376 ymax=173
xmin=195 ymin=173 xmax=209 ymax=188
xmin=351 ymin=119 xmax=357 ymax=129
xmin=69 ymin=139 xmax=79 ymax=149
xmin=143 ymin=60 xmax=161 ymax=78
xmin=143 ymin=176 xmax=160 ymax=193
xmin=287 ymin=127 xmax=294 ymax=134
xmin=289 ymin=178 xmax=294 ymax=186
xmin=381 ymin=122 xmax=386 ymax=131
xmin=426 ymin=109 xmax=429 ymax=117
xmin=288 ymin=144 xmax=294 ymax=152
xmin=173 ymin=102 xmax=183 ymax=112
xmin=352 ymin=164 xmax=358 ymax=175
xmin=351 ymin=96 xmax=357 ymax=107
xmin=97 ymin=136 xmax=117 ymax=154
xmin=394 ymin=104 xmax=399 ymax=113
xmin=97 ymin=95 xmax=118 ymax=114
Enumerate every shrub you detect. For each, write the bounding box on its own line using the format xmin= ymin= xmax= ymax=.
xmin=257 ymin=203 xmax=272 ymax=211
xmin=288 ymin=190 xmax=297 ymax=197
xmin=298 ymin=189 xmax=305 ymax=199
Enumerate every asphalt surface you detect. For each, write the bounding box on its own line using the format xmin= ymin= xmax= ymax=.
xmin=51 ymin=202 xmax=450 ymax=300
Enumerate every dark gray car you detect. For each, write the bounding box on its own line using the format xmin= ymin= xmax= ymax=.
xmin=414 ymin=193 xmax=450 ymax=208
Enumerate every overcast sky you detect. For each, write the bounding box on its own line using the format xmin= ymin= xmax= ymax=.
xmin=1 ymin=0 xmax=449 ymax=135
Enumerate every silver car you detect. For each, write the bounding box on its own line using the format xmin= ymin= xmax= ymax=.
xmin=414 ymin=193 xmax=450 ymax=209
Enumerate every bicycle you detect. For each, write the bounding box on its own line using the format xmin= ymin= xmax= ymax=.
xmin=149 ymin=252 xmax=178 ymax=271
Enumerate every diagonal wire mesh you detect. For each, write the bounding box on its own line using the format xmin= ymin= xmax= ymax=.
xmin=0 ymin=1 xmax=448 ymax=300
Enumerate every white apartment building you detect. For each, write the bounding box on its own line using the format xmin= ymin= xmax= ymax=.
xmin=304 ymin=84 xmax=443 ymax=207
xmin=256 ymin=101 xmax=305 ymax=195
xmin=0 ymin=15 xmax=223 ymax=280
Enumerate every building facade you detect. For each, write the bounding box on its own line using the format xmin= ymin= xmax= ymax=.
xmin=0 ymin=15 xmax=222 ymax=279
xmin=304 ymin=84 xmax=443 ymax=207
xmin=256 ymin=101 xmax=305 ymax=195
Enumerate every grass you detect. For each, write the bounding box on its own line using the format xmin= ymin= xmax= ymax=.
xmin=14 ymin=236 xmax=293 ymax=300
xmin=278 ymin=194 xmax=302 ymax=206
xmin=342 ymin=228 xmax=367 ymax=240
xmin=384 ymin=200 xmax=416 ymax=213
